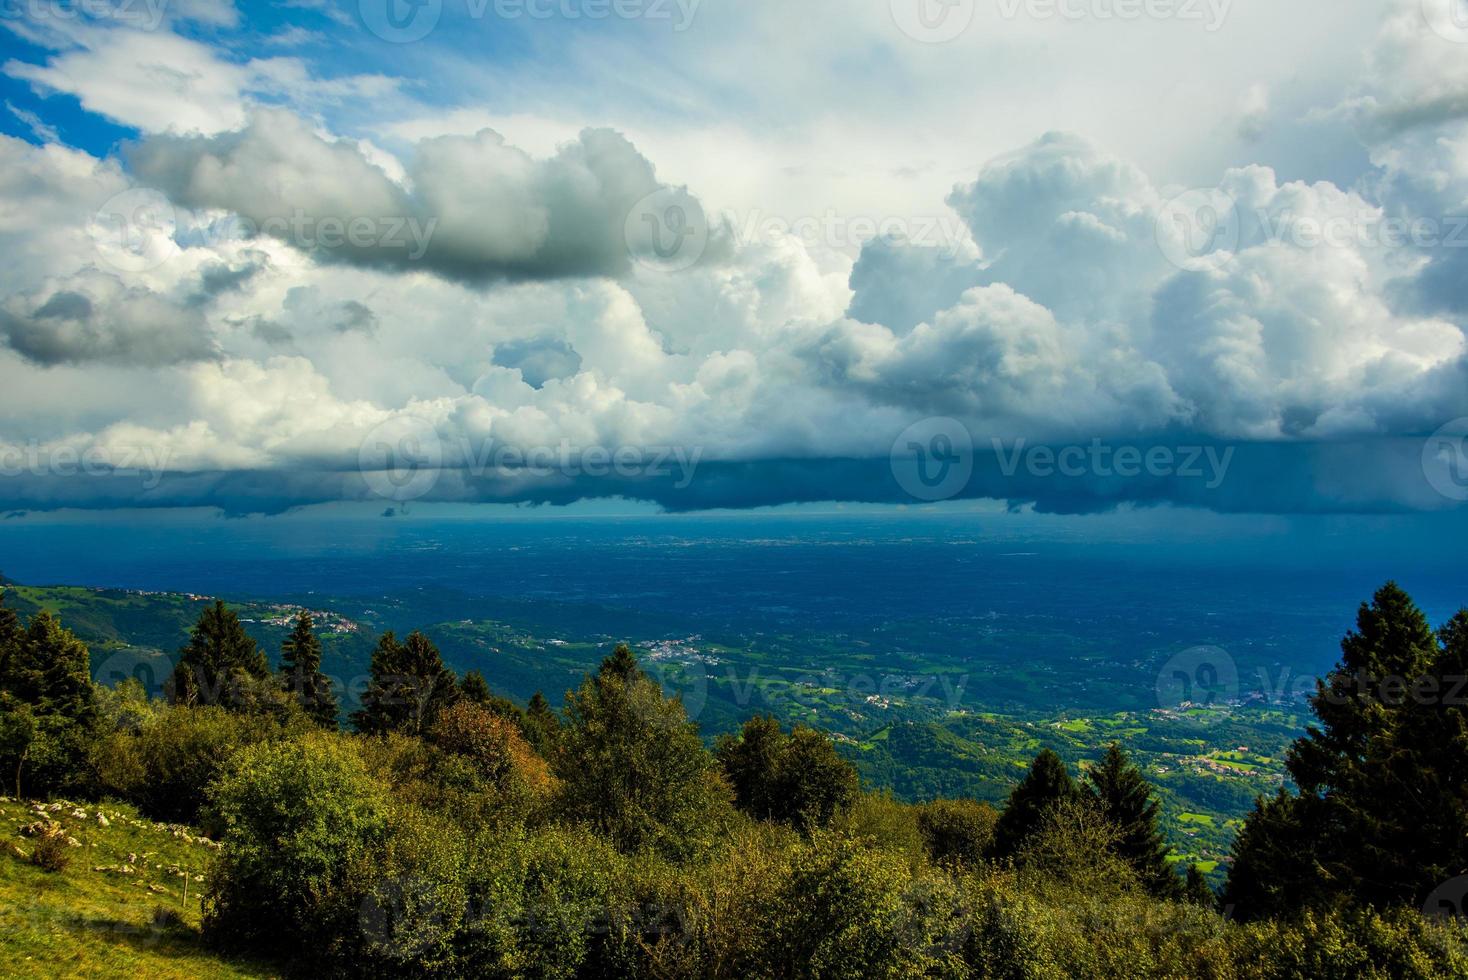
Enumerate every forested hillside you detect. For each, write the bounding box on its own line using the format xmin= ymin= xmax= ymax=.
xmin=2 ymin=581 xmax=1467 ymax=976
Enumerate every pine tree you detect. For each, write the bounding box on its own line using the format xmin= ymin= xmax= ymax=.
xmin=991 ymin=748 xmax=1078 ymax=859
xmin=0 ymin=609 xmax=96 ymax=797
xmin=168 ymin=601 xmax=271 ymax=711
xmin=278 ymin=612 xmax=338 ymax=728
xmin=1184 ymin=865 xmax=1216 ymax=908
xmin=1224 ymin=582 xmax=1456 ymax=917
xmin=460 ymin=669 xmax=493 ymax=705
xmin=1085 ymin=743 xmax=1180 ymax=899
xmin=350 ymin=630 xmax=458 ymax=736
xmin=523 ymin=690 xmax=561 ymax=758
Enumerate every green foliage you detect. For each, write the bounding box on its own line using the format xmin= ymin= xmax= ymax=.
xmin=917 ymin=797 xmax=997 ymax=867
xmin=556 ymin=644 xmax=731 ymax=859
xmin=277 ymin=612 xmax=338 ymax=728
xmin=1225 ymin=582 xmax=1468 ymax=917
xmin=991 ymin=748 xmax=1078 ymax=859
xmin=93 ymin=700 xmax=301 ymax=825
xmin=523 ymin=690 xmax=562 ymax=758
xmin=168 ymin=602 xmax=273 ymax=713
xmin=1186 ymin=864 xmax=1217 ymax=909
xmin=350 ymin=630 xmax=459 ymax=736
xmin=716 ymin=714 xmax=859 ymax=831
xmin=204 ymin=733 xmax=390 ymax=961
xmin=0 ymin=601 xmax=97 ymax=798
xmin=1085 ymin=742 xmax=1181 ymax=899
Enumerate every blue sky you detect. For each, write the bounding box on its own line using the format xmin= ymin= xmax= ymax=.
xmin=0 ymin=0 xmax=1466 ymax=517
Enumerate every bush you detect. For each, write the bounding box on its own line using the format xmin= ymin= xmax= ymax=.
xmin=917 ymin=798 xmax=997 ymax=868
xmin=203 ymin=732 xmax=390 ymax=963
xmin=94 ymin=700 xmax=304 ymax=825
xmin=29 ymin=824 xmax=72 ymax=873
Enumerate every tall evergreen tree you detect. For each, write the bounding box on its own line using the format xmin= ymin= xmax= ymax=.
xmin=1184 ymin=865 xmax=1216 ymax=909
xmin=168 ymin=601 xmax=271 ymax=711
xmin=350 ymin=630 xmax=458 ymax=736
xmin=991 ymin=748 xmax=1078 ymax=859
xmin=1085 ymin=743 xmax=1180 ymax=899
xmin=278 ymin=612 xmax=338 ymax=728
xmin=522 ymin=690 xmax=561 ymax=758
xmin=1224 ymin=582 xmax=1461 ymax=917
xmin=556 ymin=644 xmax=729 ymax=857
xmin=0 ymin=609 xmax=96 ymax=797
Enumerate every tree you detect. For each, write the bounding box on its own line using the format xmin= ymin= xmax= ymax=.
xmin=990 ymin=748 xmax=1077 ymax=859
xmin=716 ymin=715 xmax=859 ymax=830
xmin=0 ymin=609 xmax=97 ymax=797
xmin=169 ymin=601 xmax=271 ymax=712
xmin=278 ymin=612 xmax=338 ymax=728
xmin=522 ymin=690 xmax=561 ymax=758
xmin=351 ymin=631 xmax=458 ymax=736
xmin=1084 ymin=743 xmax=1180 ymax=899
xmin=555 ymin=644 xmax=729 ymax=857
xmin=1184 ymin=864 xmax=1216 ymax=909
xmin=1223 ymin=582 xmax=1465 ymax=917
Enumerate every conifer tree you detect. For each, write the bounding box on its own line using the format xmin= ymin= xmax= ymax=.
xmin=1224 ymin=582 xmax=1459 ymax=916
xmin=1184 ymin=865 xmax=1215 ymax=908
xmin=278 ymin=612 xmax=338 ymax=728
xmin=0 ymin=609 xmax=96 ymax=796
xmin=523 ymin=690 xmax=561 ymax=758
xmin=168 ymin=601 xmax=271 ymax=711
xmin=1085 ymin=743 xmax=1180 ymax=898
xmin=991 ymin=748 xmax=1078 ymax=859
xmin=351 ymin=630 xmax=458 ymax=736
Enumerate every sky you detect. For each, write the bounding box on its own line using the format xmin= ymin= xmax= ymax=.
xmin=1 ymin=0 xmax=1467 ymax=517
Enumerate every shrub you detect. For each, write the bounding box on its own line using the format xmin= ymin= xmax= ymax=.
xmin=917 ymin=798 xmax=997 ymax=868
xmin=28 ymin=824 xmax=71 ymax=873
xmin=203 ymin=732 xmax=390 ymax=963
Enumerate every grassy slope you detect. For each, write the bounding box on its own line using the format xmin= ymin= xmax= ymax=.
xmin=0 ymin=798 xmax=273 ymax=979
